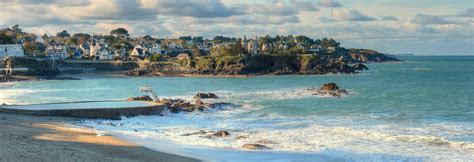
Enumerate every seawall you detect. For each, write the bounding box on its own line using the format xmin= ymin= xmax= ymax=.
xmin=57 ymin=60 xmax=138 ymax=73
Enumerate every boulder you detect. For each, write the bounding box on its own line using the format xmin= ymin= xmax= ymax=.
xmin=127 ymin=95 xmax=153 ymax=101
xmin=312 ymin=83 xmax=348 ymax=97
xmin=242 ymin=144 xmax=271 ymax=150
xmin=319 ymin=83 xmax=340 ymax=91
xmin=213 ymin=131 xmax=230 ymax=137
xmin=194 ymin=93 xmax=219 ymax=99
xmin=352 ymin=63 xmax=369 ymax=70
xmin=162 ymin=98 xmax=233 ymax=113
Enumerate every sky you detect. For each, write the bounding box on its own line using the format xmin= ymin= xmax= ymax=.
xmin=0 ymin=0 xmax=473 ymax=55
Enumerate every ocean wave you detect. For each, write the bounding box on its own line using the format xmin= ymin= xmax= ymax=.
xmin=78 ymin=114 xmax=473 ymax=161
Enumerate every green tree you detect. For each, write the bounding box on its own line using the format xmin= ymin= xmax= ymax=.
xmin=56 ymin=30 xmax=70 ymax=37
xmin=0 ymin=33 xmax=15 ymax=44
xmin=149 ymin=54 xmax=162 ymax=62
xmin=110 ymin=28 xmax=129 ymax=38
xmin=11 ymin=24 xmax=22 ymax=33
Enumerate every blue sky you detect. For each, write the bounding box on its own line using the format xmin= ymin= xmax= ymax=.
xmin=0 ymin=0 xmax=473 ymax=55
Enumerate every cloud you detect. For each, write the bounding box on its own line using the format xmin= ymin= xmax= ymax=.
xmin=188 ymin=15 xmax=300 ymax=25
xmin=380 ymin=16 xmax=398 ymax=21
xmin=144 ymin=0 xmax=243 ymax=18
xmin=317 ymin=0 xmax=342 ymax=8
xmin=320 ymin=9 xmax=376 ymax=22
xmin=457 ymin=8 xmax=474 ymax=17
xmin=411 ymin=14 xmax=464 ymax=25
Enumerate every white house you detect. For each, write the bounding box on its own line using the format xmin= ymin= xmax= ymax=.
xmin=46 ymin=43 xmax=68 ymax=60
xmin=130 ymin=44 xmax=147 ymax=58
xmin=97 ymin=48 xmax=113 ymax=60
xmin=0 ymin=44 xmax=24 ymax=58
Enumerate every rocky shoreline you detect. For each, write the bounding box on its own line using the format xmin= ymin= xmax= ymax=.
xmin=125 ymin=52 xmax=398 ymax=77
xmin=0 ymin=75 xmax=80 ymax=83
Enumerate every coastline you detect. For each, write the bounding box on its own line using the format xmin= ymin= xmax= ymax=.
xmin=0 ymin=113 xmax=200 ymax=162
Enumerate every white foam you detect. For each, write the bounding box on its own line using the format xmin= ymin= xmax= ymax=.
xmin=77 ymin=112 xmax=474 ymax=161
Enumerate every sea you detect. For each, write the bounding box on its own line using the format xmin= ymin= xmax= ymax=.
xmin=1 ymin=56 xmax=473 ymax=161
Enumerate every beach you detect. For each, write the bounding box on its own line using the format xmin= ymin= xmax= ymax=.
xmin=0 ymin=113 xmax=199 ymax=162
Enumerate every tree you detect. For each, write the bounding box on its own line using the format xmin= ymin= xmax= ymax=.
xmin=321 ymin=37 xmax=340 ymax=48
xmin=192 ymin=36 xmax=204 ymax=43
xmin=143 ymin=35 xmax=153 ymax=40
xmin=11 ymin=24 xmax=22 ymax=33
xmin=149 ymin=54 xmax=162 ymax=62
xmin=110 ymin=28 xmax=129 ymax=38
xmin=0 ymin=33 xmax=14 ymax=44
xmin=56 ymin=30 xmax=70 ymax=37
xmin=72 ymin=33 xmax=91 ymax=44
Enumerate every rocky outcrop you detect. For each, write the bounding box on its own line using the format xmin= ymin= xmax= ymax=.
xmin=312 ymin=83 xmax=348 ymax=97
xmin=194 ymin=93 xmax=219 ymax=99
xmin=352 ymin=63 xmax=368 ymax=70
xmin=0 ymin=75 xmax=36 ymax=82
xmin=242 ymin=144 xmax=271 ymax=150
xmin=162 ymin=97 xmax=232 ymax=113
xmin=181 ymin=130 xmax=230 ymax=138
xmin=125 ymin=50 xmax=398 ymax=77
xmin=127 ymin=95 xmax=153 ymax=102
xmin=213 ymin=131 xmax=230 ymax=137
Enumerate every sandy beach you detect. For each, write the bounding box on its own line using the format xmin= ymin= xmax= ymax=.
xmin=0 ymin=113 xmax=199 ymax=162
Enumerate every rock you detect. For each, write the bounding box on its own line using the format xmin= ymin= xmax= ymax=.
xmin=213 ymin=131 xmax=230 ymax=137
xmin=352 ymin=63 xmax=369 ymax=70
xmin=194 ymin=93 xmax=219 ymax=99
xmin=312 ymin=83 xmax=348 ymax=97
xmin=182 ymin=130 xmax=207 ymax=136
xmin=319 ymin=83 xmax=340 ymax=91
xmin=127 ymin=95 xmax=153 ymax=101
xmin=163 ymin=98 xmax=234 ymax=113
xmin=242 ymin=144 xmax=271 ymax=150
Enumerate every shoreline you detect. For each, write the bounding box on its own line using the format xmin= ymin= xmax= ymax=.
xmin=0 ymin=113 xmax=200 ymax=162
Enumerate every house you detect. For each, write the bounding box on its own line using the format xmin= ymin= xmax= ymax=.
xmin=327 ymin=46 xmax=336 ymax=52
xmin=79 ymin=44 xmax=90 ymax=57
xmin=89 ymin=39 xmax=114 ymax=60
xmin=130 ymin=44 xmax=148 ymax=58
xmin=46 ymin=43 xmax=68 ymax=59
xmin=151 ymin=41 xmax=162 ymax=54
xmin=247 ymin=36 xmax=259 ymax=55
xmin=0 ymin=44 xmax=24 ymax=58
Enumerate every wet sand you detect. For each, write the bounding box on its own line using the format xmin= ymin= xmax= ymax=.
xmin=0 ymin=114 xmax=200 ymax=162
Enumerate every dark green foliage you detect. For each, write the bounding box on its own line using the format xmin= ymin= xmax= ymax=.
xmin=56 ymin=30 xmax=70 ymax=38
xmin=149 ymin=54 xmax=162 ymax=62
xmin=0 ymin=33 xmax=14 ymax=44
xmin=110 ymin=28 xmax=129 ymax=38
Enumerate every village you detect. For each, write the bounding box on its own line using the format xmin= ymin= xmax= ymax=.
xmin=0 ymin=25 xmax=343 ymax=62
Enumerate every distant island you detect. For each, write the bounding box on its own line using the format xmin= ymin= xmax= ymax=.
xmin=1 ymin=25 xmax=399 ymax=81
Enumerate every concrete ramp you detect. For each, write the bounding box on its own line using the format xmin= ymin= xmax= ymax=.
xmin=0 ymin=101 xmax=166 ymax=120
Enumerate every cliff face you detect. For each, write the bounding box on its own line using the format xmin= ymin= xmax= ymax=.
xmin=126 ymin=52 xmax=398 ymax=76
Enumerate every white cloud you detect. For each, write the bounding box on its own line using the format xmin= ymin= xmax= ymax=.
xmin=317 ymin=0 xmax=342 ymax=8
xmin=320 ymin=9 xmax=376 ymax=22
